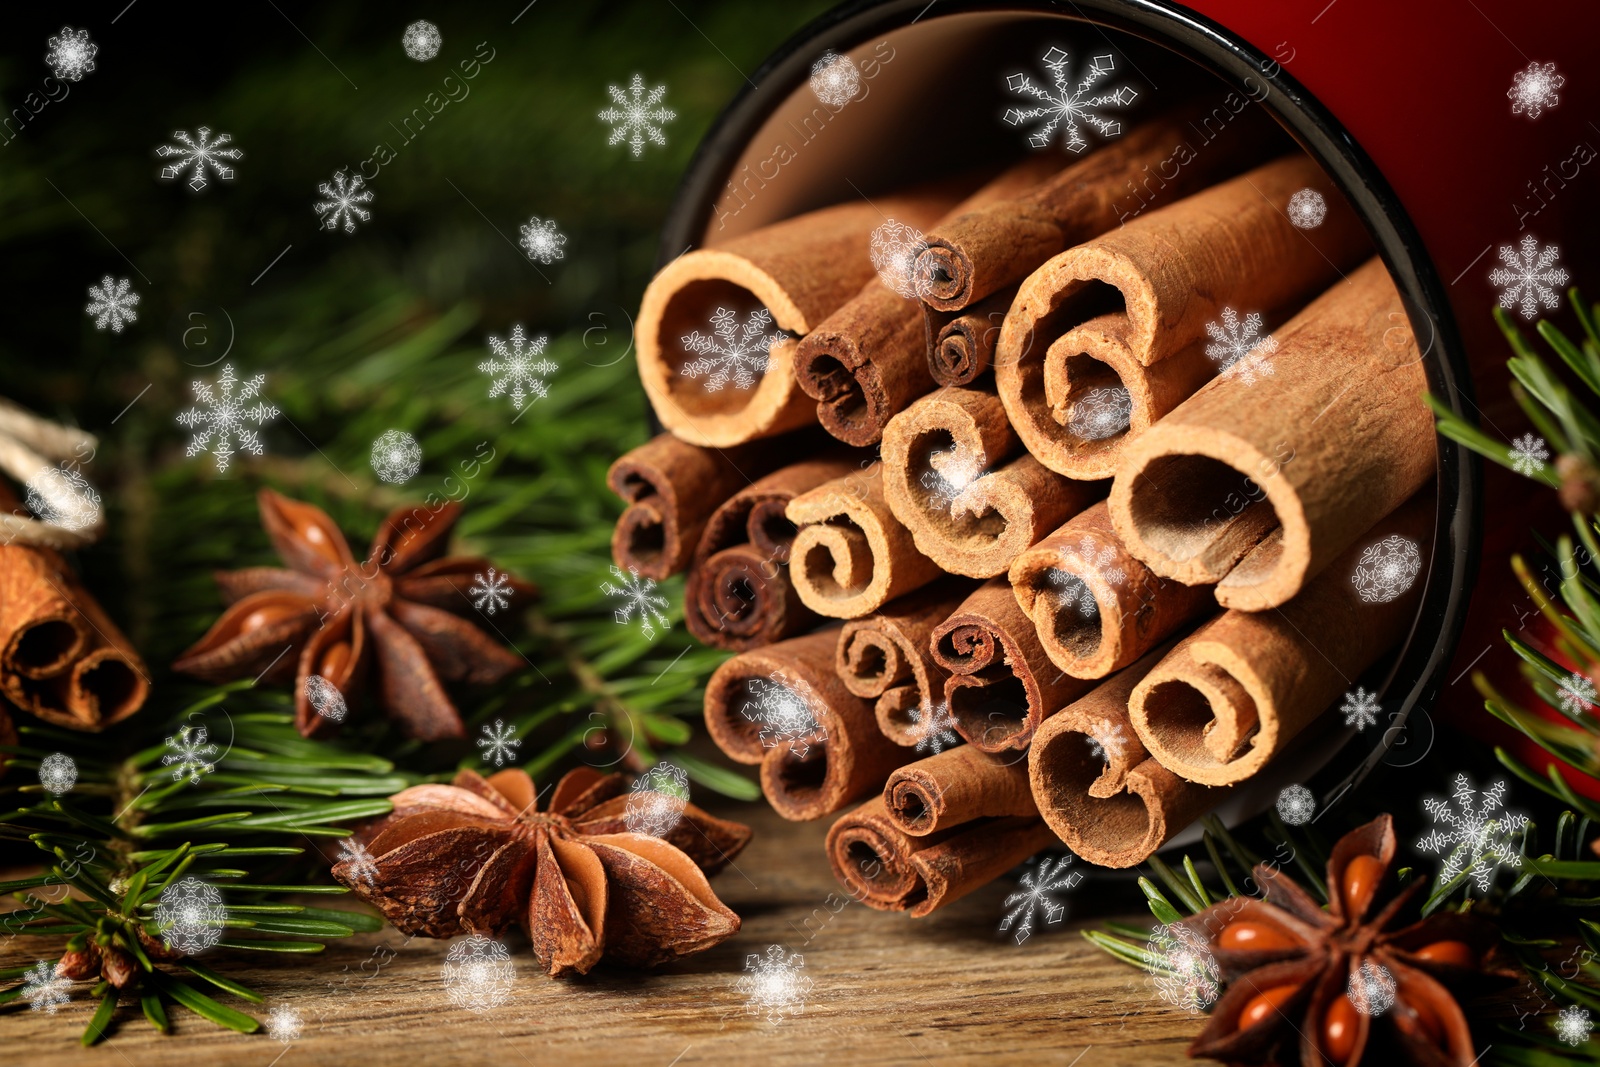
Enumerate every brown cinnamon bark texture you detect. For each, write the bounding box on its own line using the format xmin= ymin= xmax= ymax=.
xmin=786 ymin=461 xmax=944 ymax=619
xmin=1108 ymin=258 xmax=1433 ymax=610
xmin=836 ymin=580 xmax=977 ymax=745
xmin=885 ymin=744 xmax=1038 ymax=836
xmin=637 ymin=190 xmax=966 ymax=447
xmin=1128 ymin=492 xmax=1432 ymax=786
xmin=996 ymin=155 xmax=1373 ymax=480
xmin=880 ymin=387 xmax=1104 ymax=578
xmin=1029 ymin=645 xmax=1226 ymax=867
xmin=683 ymin=454 xmax=860 ymax=650
xmin=1008 ymin=500 xmax=1214 ymax=679
xmin=825 ymin=795 xmax=1058 ymax=916
xmin=931 ymin=577 xmax=1095 ymax=753
xmin=703 ymin=629 xmax=913 ymax=820
xmin=924 ymin=285 xmax=1016 ymax=388
xmin=793 ymin=159 xmax=1064 ymax=447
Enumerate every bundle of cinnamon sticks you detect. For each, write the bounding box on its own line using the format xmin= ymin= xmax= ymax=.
xmin=613 ymin=119 xmax=1434 ymax=915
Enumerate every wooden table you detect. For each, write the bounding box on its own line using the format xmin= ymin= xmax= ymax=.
xmin=2 ymin=801 xmax=1201 ymax=1065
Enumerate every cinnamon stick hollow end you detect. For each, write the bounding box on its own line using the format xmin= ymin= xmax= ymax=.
xmin=0 ymin=545 xmax=92 ymax=679
xmin=835 ymin=581 xmax=973 ymax=745
xmin=885 ymin=744 xmax=1037 ymax=836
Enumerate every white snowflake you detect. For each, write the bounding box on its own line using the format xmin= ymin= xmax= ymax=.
xmin=624 ymin=763 xmax=691 ymax=837
xmin=370 ymin=429 xmax=422 ymax=484
xmin=176 ymin=363 xmax=279 ymax=474
xmin=1003 ymin=46 xmax=1138 ymax=154
xmin=1347 ymin=960 xmax=1396 ymax=1016
xmin=441 ymin=934 xmax=514 ymax=1013
xmin=314 ymin=169 xmax=374 ymax=234
xmin=1491 ymin=235 xmax=1570 ymax=321
xmin=735 ymin=945 xmax=812 ymax=1022
xmin=1556 ymin=1004 xmax=1593 ymax=1047
xmin=599 ymin=73 xmax=676 ymax=157
xmin=19 ymin=960 xmax=71 ymax=1014
xmin=1046 ymin=536 xmax=1127 ymax=618
xmin=919 ymin=447 xmax=983 ymax=510
xmin=24 ymin=464 xmax=101 ymax=532
xmin=810 ymin=52 xmax=862 ymax=109
xmin=265 ymin=1004 xmax=304 ymax=1043
xmin=740 ymin=676 xmax=826 ymax=758
xmin=1276 ymin=784 xmax=1316 ymax=826
xmin=680 ymin=307 xmax=784 ymax=391
xmin=45 ymin=27 xmax=97 ymax=82
xmin=908 ymin=701 xmax=960 ymax=756
xmin=155 ymin=127 xmax=243 ymax=193
xmin=1085 ymin=718 xmax=1129 ymax=764
xmin=305 ymin=675 xmax=348 ymax=723
xmin=1204 ymin=308 xmax=1278 ymax=384
xmin=477 ymin=719 xmax=521 ymax=768
xmin=1509 ymin=433 xmax=1551 ymax=477
xmin=518 ymin=216 xmax=566 ymax=264
xmin=471 ymin=568 xmax=513 ymax=615
xmin=602 ymin=565 xmax=670 ymax=640
xmin=1287 ymin=188 xmax=1327 ymax=229
xmin=85 ymin=275 xmax=140 ymax=333
xmin=1352 ymin=535 xmax=1422 ymax=605
xmin=1416 ymin=774 xmax=1529 ymax=894
xmin=38 ymin=753 xmax=77 ymax=795
xmin=161 ymin=724 xmax=220 ymax=785
xmin=1341 ymin=687 xmax=1380 ymax=732
xmin=336 ymin=838 xmax=379 ymax=889
xmin=1067 ymin=385 xmax=1132 ymax=440
xmin=1508 ymin=61 xmax=1563 ymax=120
xmin=869 ymin=219 xmax=930 ymax=299
xmin=998 ymin=854 xmax=1081 ymax=944
xmin=1557 ymin=671 xmax=1596 ymax=716
xmin=1148 ymin=922 xmax=1221 ymax=1014
xmin=401 ymin=20 xmax=442 ymax=62
xmin=1047 ymin=571 xmax=1098 ymax=618
xmin=154 ymin=876 xmax=227 ymax=954
xmin=480 ymin=325 xmax=557 ymax=411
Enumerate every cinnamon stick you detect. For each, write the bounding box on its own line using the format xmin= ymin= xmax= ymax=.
xmin=885 ymin=744 xmax=1037 ymax=836
xmin=996 ymin=154 xmax=1372 ymax=480
xmin=924 ymin=285 xmax=1016 ymax=388
xmin=1108 ymin=258 xmax=1433 ymax=610
xmin=702 ymin=629 xmax=912 ymax=820
xmin=880 ymin=387 xmax=1104 ymax=578
xmin=1128 ymin=492 xmax=1432 ymax=786
xmin=1028 ymin=644 xmax=1226 ymax=867
xmin=1008 ymin=500 xmax=1214 ymax=679
xmin=836 ymin=580 xmax=976 ymax=746
xmin=931 ymin=577 xmax=1095 ymax=753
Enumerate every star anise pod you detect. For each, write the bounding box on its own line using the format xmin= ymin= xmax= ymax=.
xmin=174 ymin=490 xmax=536 ymax=741
xmin=332 ymin=765 xmax=751 ymax=977
xmin=1181 ymin=814 xmax=1510 ymax=1067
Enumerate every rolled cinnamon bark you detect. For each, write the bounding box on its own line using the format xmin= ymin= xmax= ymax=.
xmin=825 ymin=795 xmax=1058 ymax=916
xmin=637 ymin=189 xmax=967 ymax=447
xmin=793 ymin=159 xmax=1064 ymax=447
xmin=703 ymin=629 xmax=913 ymax=820
xmin=996 ymin=154 xmax=1373 ymax=480
xmin=931 ymin=577 xmax=1095 ymax=752
xmin=880 ymin=387 xmax=1104 ymax=578
xmin=836 ymin=580 xmax=977 ymax=745
xmin=924 ymin=286 xmax=1016 ymax=388
xmin=1008 ymin=500 xmax=1214 ymax=679
xmin=1029 ymin=645 xmax=1226 ymax=867
xmin=1108 ymin=258 xmax=1433 ymax=610
xmin=885 ymin=744 xmax=1038 ymax=835
xmin=683 ymin=454 xmax=859 ymax=650
xmin=1128 ymin=492 xmax=1432 ymax=786
xmin=786 ymin=461 xmax=944 ymax=619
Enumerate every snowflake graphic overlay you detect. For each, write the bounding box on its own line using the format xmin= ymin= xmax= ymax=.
xmin=1347 ymin=960 xmax=1397 ymax=1016
xmin=1276 ymin=784 xmax=1316 ymax=826
xmin=1557 ymin=671 xmax=1596 ymax=716
xmin=1046 ymin=536 xmax=1128 ymax=619
xmin=602 ymin=565 xmax=670 ymax=640
xmin=161 ymin=724 xmax=220 ymax=784
xmin=1508 ymin=61 xmax=1563 ymax=121
xmin=869 ymin=220 xmax=930 ymax=299
xmin=265 ymin=1005 xmax=304 ymax=1043
xmin=46 ymin=27 xmax=97 ymax=82
xmin=810 ymin=51 xmax=862 ymax=109
xmin=1341 ymin=687 xmax=1380 ymax=732
xmin=736 ymin=945 xmax=812 ymax=1022
xmin=908 ymin=701 xmax=960 ymax=756
xmin=304 ymin=675 xmax=348 ymax=723
xmin=20 ymin=960 xmax=72 ymax=1014
xmin=1509 ymin=433 xmax=1550 ymax=477
xmin=480 ymin=325 xmax=557 ymax=411
xmin=1351 ymin=535 xmax=1422 ymax=605
xmin=85 ymin=275 xmax=139 ymax=333
xmin=441 ymin=934 xmax=515 ymax=1013
xmin=1067 ymin=385 xmax=1132 ymax=440
xmin=1204 ymin=308 xmax=1278 ymax=384
xmin=1491 ymin=235 xmax=1570 ymax=321
xmin=624 ymin=763 xmax=691 ymax=837
xmin=518 ymin=216 xmax=566 ymax=264
xmin=314 ymin=169 xmax=374 ymax=234
xmin=680 ymin=307 xmax=784 ymax=391
xmin=402 ymin=20 xmax=442 ymax=62
xmin=998 ymin=854 xmax=1081 ymax=944
xmin=1555 ymin=1004 xmax=1593 ymax=1047
xmin=38 ymin=753 xmax=77 ymax=795
xmin=740 ymin=676 xmax=827 ymax=758
xmin=370 ymin=429 xmax=422 ymax=484
xmin=176 ymin=363 xmax=280 ymax=473
xmin=1004 ymin=46 xmax=1138 ymax=154
xmin=337 ymin=838 xmax=379 ymax=889
xmin=1416 ymin=774 xmax=1529 ymax=894
xmin=1148 ymin=922 xmax=1221 ymax=1014
xmin=1085 ymin=718 xmax=1129 ymax=764
xmin=154 ymin=877 xmax=227 ymax=954
xmin=156 ymin=127 xmax=243 ymax=193
xmin=25 ymin=464 xmax=101 ymax=532
xmin=1287 ymin=188 xmax=1327 ymax=229
xmin=471 ymin=568 xmax=514 ymax=615
xmin=478 ymin=720 xmax=522 ymax=767
xmin=599 ymin=73 xmax=676 ymax=157
xmin=919 ymin=447 xmax=983 ymax=511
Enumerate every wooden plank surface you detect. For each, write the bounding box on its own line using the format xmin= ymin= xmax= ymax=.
xmin=1 ymin=799 xmax=1201 ymax=1065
